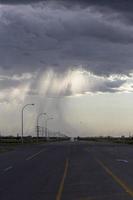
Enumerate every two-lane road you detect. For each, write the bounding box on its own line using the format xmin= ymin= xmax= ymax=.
xmin=1 ymin=141 xmax=133 ymax=200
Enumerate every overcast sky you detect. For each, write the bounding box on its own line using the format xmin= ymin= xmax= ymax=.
xmin=0 ymin=0 xmax=133 ymax=137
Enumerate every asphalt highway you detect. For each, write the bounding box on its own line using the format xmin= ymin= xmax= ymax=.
xmin=1 ymin=141 xmax=133 ymax=200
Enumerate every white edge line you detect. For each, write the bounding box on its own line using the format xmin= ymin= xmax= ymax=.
xmin=3 ymin=166 xmax=13 ymax=172
xmin=26 ymin=149 xmax=45 ymax=161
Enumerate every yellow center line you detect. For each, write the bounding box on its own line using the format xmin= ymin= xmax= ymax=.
xmin=56 ymin=158 xmax=69 ymax=200
xmin=96 ymin=158 xmax=133 ymax=198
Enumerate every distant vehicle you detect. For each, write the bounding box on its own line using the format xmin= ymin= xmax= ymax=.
xmin=70 ymin=137 xmax=74 ymax=142
xmin=70 ymin=137 xmax=77 ymax=142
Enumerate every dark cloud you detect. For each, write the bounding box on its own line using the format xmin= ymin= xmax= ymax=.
xmin=90 ymin=79 xmax=126 ymax=93
xmin=0 ymin=3 xmax=133 ymax=77
xmin=0 ymin=0 xmax=133 ymax=17
xmin=1 ymin=0 xmax=133 ymax=13
xmin=0 ymin=0 xmax=132 ymax=99
xmin=1 ymin=0 xmax=133 ymax=27
xmin=0 ymin=0 xmax=43 ymax=4
xmin=0 ymin=0 xmax=132 ymax=7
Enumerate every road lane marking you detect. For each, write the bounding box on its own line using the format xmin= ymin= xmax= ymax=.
xmin=116 ymin=159 xmax=128 ymax=163
xmin=56 ymin=158 xmax=69 ymax=200
xmin=78 ymin=192 xmax=127 ymax=200
xmin=3 ymin=166 xmax=13 ymax=172
xmin=67 ymin=182 xmax=92 ymax=187
xmin=26 ymin=149 xmax=45 ymax=161
xmin=96 ymin=158 xmax=133 ymax=198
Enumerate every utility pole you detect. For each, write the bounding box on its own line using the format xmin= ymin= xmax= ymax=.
xmin=45 ymin=117 xmax=53 ymax=140
xmin=36 ymin=125 xmax=39 ymax=143
xmin=42 ymin=127 xmax=44 ymax=137
xmin=36 ymin=113 xmax=46 ymax=143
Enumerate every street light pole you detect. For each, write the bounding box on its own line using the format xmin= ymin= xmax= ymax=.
xmin=21 ymin=104 xmax=34 ymax=144
xmin=36 ymin=113 xmax=46 ymax=143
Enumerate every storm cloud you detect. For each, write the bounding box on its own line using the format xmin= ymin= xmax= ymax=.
xmin=0 ymin=0 xmax=133 ymax=97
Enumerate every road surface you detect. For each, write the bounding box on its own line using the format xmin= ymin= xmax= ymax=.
xmin=0 ymin=141 xmax=133 ymax=199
